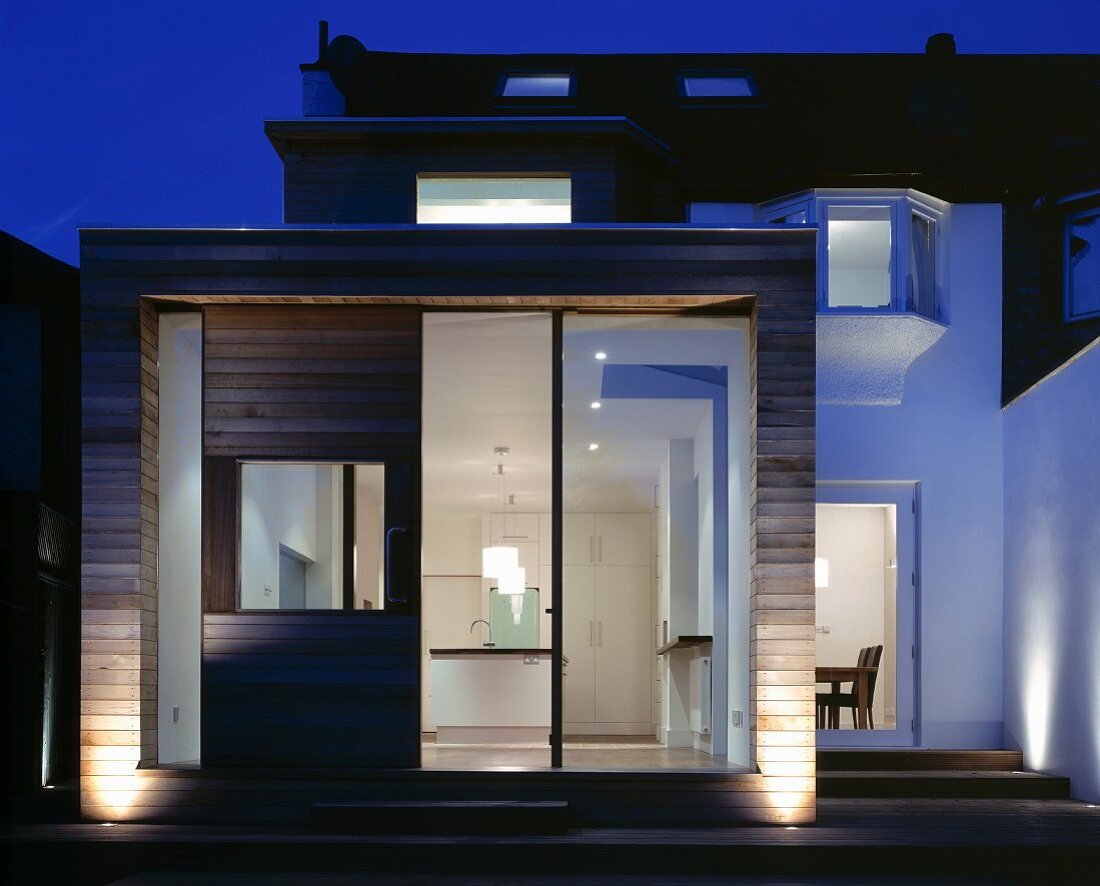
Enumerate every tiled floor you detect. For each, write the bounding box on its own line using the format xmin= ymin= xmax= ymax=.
xmin=420 ymin=735 xmax=747 ymax=770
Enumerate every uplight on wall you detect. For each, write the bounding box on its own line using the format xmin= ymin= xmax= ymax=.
xmin=815 ymin=557 xmax=830 ymax=589
xmin=482 ymin=546 xmax=519 ymax=579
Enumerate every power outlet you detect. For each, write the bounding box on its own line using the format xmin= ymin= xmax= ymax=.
xmin=172 ymin=706 xmax=180 ymax=724
xmin=731 ymin=710 xmax=743 ymax=728
xmin=264 ymin=585 xmax=273 ymax=597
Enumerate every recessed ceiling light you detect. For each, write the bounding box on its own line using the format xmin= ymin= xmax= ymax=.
xmin=100 ymin=822 xmax=117 ymax=827
xmin=590 ymin=401 xmax=601 ymax=410
xmin=595 ymin=351 xmax=607 ymax=360
xmin=588 ymin=442 xmax=599 ymax=451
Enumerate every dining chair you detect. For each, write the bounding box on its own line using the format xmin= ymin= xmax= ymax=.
xmin=816 ymin=646 xmax=869 ymax=729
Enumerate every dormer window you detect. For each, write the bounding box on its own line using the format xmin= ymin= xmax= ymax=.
xmin=498 ymin=74 xmax=573 ymax=98
xmin=416 ymin=175 xmax=572 ymax=224
xmin=678 ymin=72 xmax=758 ymax=99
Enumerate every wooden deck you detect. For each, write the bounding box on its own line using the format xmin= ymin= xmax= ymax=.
xmin=4 ymin=798 xmax=1099 ymax=882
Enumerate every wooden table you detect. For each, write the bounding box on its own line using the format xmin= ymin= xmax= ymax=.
xmin=816 ymin=666 xmax=878 ymax=729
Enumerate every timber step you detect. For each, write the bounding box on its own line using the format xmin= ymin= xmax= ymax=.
xmin=309 ymin=799 xmax=571 ymax=835
xmin=817 ymin=748 xmax=1024 ymax=771
xmin=818 ymin=770 xmax=1071 ymax=799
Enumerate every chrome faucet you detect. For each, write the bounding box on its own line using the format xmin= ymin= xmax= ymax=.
xmin=470 ymin=619 xmax=494 ymax=647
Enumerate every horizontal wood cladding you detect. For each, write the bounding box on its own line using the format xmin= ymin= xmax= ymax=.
xmin=202 ymin=306 xmax=421 ymax=459
xmin=282 ymin=145 xmax=621 ymax=223
xmin=201 ymin=613 xmax=420 ymax=768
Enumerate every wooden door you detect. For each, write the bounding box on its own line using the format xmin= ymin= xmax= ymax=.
xmin=200 ymin=305 xmax=423 ymax=767
xmin=594 ymin=565 xmax=653 ymax=725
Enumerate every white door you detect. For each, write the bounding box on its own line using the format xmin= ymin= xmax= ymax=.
xmin=563 ymin=565 xmax=596 ymax=723
xmin=594 ymin=514 xmax=651 ymax=566
xmin=594 ymin=565 xmax=653 ymax=725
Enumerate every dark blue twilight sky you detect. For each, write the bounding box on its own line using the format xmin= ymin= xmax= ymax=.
xmin=2 ymin=0 xmax=1097 ymax=265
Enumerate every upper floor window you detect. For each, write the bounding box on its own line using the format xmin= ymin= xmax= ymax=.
xmin=416 ymin=175 xmax=572 ymax=224
xmin=678 ymin=72 xmax=758 ymax=99
xmin=761 ymin=190 xmax=947 ymax=322
xmin=1065 ymin=208 xmax=1100 ymax=321
xmin=498 ymin=73 xmax=573 ymax=98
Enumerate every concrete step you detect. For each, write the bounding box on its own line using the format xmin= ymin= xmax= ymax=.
xmin=309 ymin=799 xmax=571 ymax=835
xmin=817 ymin=749 xmax=1024 ymax=771
xmin=818 ymin=770 xmax=1071 ymax=799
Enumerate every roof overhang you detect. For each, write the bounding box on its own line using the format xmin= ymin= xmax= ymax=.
xmin=264 ymin=116 xmax=672 ymax=161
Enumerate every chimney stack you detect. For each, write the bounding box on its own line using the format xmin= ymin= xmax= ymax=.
xmin=301 ymin=20 xmax=344 ymax=116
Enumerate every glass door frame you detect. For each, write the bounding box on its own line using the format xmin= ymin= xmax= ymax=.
xmin=815 ymin=481 xmax=920 ymax=748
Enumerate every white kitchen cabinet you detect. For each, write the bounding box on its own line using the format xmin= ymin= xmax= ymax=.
xmin=538 ymin=513 xmax=552 ymax=566
xmin=563 ymin=513 xmax=595 ymax=564
xmin=563 ymin=565 xmax=596 ymax=723
xmin=594 ymin=565 xmax=653 ymax=724
xmin=489 ymin=512 xmax=539 ymax=543
xmin=594 ymin=514 xmax=652 ymax=566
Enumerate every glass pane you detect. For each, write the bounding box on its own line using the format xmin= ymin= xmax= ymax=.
xmin=815 ymin=504 xmax=898 ymax=731
xmin=563 ymin=315 xmax=746 ymax=770
xmin=1067 ymin=211 xmax=1100 ymax=319
xmin=682 ymin=76 xmax=755 ymax=97
xmin=501 ymin=74 xmax=571 ymax=96
xmin=240 ymin=463 xmax=384 ymax=610
xmin=421 ymin=312 xmax=552 ymax=768
xmin=909 ymin=212 xmax=937 ymax=318
xmin=827 ymin=205 xmax=893 ymax=308
xmin=417 ymin=177 xmax=571 ymax=223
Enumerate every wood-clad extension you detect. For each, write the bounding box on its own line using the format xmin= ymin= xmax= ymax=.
xmin=79 ymin=225 xmax=814 ymax=824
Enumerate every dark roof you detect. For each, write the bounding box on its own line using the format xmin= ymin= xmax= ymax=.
xmin=0 ymin=231 xmax=78 ymax=307
xmin=312 ymin=39 xmax=1100 ymax=201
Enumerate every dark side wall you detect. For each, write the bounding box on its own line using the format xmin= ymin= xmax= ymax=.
xmin=1002 ymin=200 xmax=1100 ymax=404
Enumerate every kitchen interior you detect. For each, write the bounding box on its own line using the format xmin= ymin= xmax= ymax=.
xmin=421 ymin=311 xmax=747 ymax=770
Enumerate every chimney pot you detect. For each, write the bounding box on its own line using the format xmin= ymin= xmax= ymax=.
xmin=318 ymin=20 xmax=329 ymax=65
xmin=926 ymin=33 xmax=956 ymax=57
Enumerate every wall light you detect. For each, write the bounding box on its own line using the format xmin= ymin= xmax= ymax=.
xmin=482 ymin=546 xmax=519 ymax=579
xmin=815 ymin=557 xmax=829 ymax=589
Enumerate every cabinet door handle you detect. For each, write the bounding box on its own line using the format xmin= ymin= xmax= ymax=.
xmin=597 ymin=620 xmax=603 ymax=647
xmin=597 ymin=536 xmax=603 ymax=563
xmin=589 ymin=536 xmax=594 ymax=563
xmin=588 ymin=620 xmax=594 ymax=647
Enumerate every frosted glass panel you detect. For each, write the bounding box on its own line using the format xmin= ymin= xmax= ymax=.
xmin=827 ymin=206 xmax=893 ymax=308
xmin=490 ymin=588 xmax=540 ymax=648
xmin=417 ymin=177 xmax=571 ymax=223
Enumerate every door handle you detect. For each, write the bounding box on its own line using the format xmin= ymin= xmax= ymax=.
xmin=597 ymin=536 xmax=602 ymax=563
xmin=385 ymin=526 xmax=408 ymax=604
xmin=588 ymin=620 xmax=593 ymax=647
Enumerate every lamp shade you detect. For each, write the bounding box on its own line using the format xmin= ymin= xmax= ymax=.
xmin=815 ymin=557 xmax=829 ymax=589
xmin=498 ymin=566 xmax=526 ymax=596
xmin=482 ymin=546 xmax=519 ymax=579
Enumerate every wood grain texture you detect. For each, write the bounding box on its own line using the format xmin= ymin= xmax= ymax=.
xmin=201 ymin=613 xmax=419 ymax=768
xmin=80 ymin=226 xmax=815 ymax=824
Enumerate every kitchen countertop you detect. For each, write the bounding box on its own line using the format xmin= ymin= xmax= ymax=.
xmin=430 ymin=648 xmax=552 ymax=656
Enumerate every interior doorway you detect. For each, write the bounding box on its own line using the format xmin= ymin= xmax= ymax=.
xmin=815 ymin=484 xmax=918 ymax=747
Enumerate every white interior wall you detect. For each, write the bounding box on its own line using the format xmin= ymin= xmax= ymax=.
xmin=156 ymin=312 xmax=202 ymax=764
xmin=816 ymin=203 xmax=1004 ymax=747
xmin=694 ymin=407 xmax=715 ymax=634
xmin=1004 ymin=338 xmax=1100 ymax=803
xmin=815 ymin=505 xmax=890 ymax=726
xmin=240 ymin=465 xmax=342 ymax=609
xmin=354 ymin=464 xmax=385 ymax=609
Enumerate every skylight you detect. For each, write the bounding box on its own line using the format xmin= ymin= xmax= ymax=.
xmin=500 ymin=74 xmax=573 ymax=98
xmin=680 ymin=74 xmax=756 ymax=98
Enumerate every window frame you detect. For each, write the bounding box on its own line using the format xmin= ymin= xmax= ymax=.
xmin=495 ymin=71 xmax=576 ymax=101
xmin=759 ymin=190 xmax=947 ymax=321
xmin=1063 ymin=205 xmax=1100 ymax=323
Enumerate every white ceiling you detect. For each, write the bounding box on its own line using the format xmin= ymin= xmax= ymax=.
xmin=421 ymin=313 xmax=747 ymax=517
